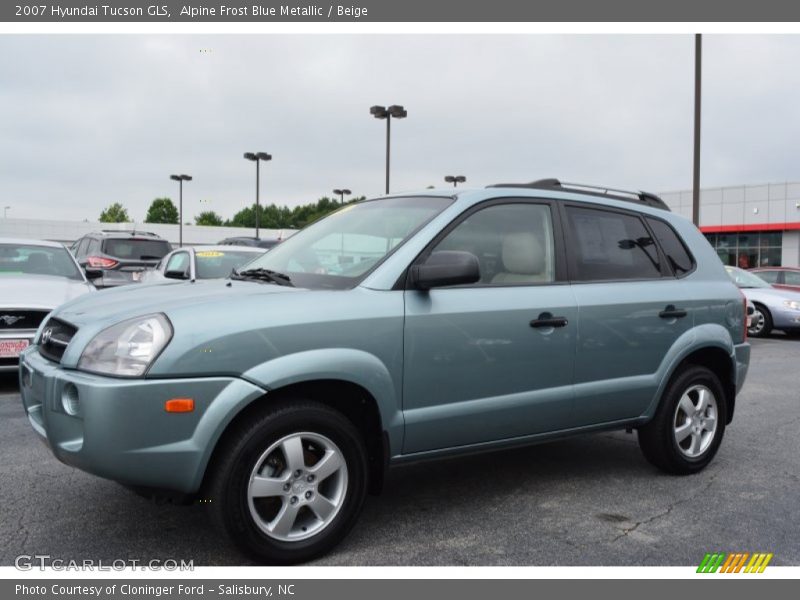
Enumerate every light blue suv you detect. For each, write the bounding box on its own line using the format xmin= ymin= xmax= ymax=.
xmin=19 ymin=179 xmax=750 ymax=563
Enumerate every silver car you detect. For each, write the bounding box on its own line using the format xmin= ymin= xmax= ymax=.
xmin=0 ymin=238 xmax=95 ymax=371
xmin=140 ymin=245 xmax=265 ymax=284
xmin=725 ymin=266 xmax=800 ymax=337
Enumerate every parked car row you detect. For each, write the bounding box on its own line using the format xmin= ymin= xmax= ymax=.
xmin=1 ymin=233 xmax=277 ymax=371
xmin=68 ymin=231 xmax=281 ymax=288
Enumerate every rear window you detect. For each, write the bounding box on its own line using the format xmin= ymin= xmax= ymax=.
xmin=565 ymin=206 xmax=662 ymax=282
xmin=102 ymin=239 xmax=171 ymax=260
xmin=646 ymin=218 xmax=695 ymax=277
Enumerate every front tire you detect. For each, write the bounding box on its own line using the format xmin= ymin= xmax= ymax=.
xmin=748 ymin=304 xmax=773 ymax=338
xmin=207 ymin=399 xmax=368 ymax=564
xmin=637 ymin=365 xmax=727 ymax=475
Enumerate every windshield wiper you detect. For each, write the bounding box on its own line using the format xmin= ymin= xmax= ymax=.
xmin=230 ymin=267 xmax=294 ymax=287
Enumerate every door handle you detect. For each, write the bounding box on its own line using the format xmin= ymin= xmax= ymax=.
xmin=530 ymin=313 xmax=569 ymax=328
xmin=659 ymin=305 xmax=688 ymax=319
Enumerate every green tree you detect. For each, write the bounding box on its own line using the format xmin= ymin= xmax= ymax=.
xmin=99 ymin=202 xmax=130 ymax=223
xmin=227 ymin=196 xmax=366 ymax=230
xmin=195 ymin=211 xmax=223 ymax=226
xmin=145 ymin=197 xmax=179 ymax=224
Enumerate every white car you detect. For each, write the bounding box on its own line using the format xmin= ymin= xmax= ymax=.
xmin=0 ymin=238 xmax=96 ymax=372
xmin=140 ymin=245 xmax=265 ymax=284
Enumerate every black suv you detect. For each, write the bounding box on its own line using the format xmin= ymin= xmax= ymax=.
xmin=70 ymin=231 xmax=172 ymax=288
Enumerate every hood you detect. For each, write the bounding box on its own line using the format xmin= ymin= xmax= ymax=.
xmin=53 ymin=278 xmax=302 ymax=328
xmin=0 ymin=275 xmax=94 ymax=310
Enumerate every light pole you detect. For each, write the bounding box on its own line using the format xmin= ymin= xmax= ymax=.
xmin=169 ymin=174 xmax=192 ymax=247
xmin=692 ymin=33 xmax=702 ymax=227
xmin=370 ymin=104 xmax=407 ymax=194
xmin=444 ymin=175 xmax=466 ymax=188
xmin=244 ymin=152 xmax=272 ymax=239
xmin=3 ymin=206 xmax=9 ymax=218
xmin=333 ymin=188 xmax=351 ymax=204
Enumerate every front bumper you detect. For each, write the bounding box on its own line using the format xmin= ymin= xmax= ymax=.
xmin=768 ymin=306 xmax=800 ymax=331
xmin=19 ymin=347 xmax=266 ymax=494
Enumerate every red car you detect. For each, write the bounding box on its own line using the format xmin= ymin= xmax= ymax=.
xmin=750 ymin=267 xmax=800 ymax=291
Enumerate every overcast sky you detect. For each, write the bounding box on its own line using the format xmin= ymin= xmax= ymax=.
xmin=1 ymin=34 xmax=800 ymax=222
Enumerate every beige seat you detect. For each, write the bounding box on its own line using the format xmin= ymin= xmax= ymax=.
xmin=491 ymin=232 xmax=550 ymax=284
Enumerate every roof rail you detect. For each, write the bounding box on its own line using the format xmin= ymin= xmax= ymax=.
xmin=487 ymin=178 xmax=671 ymax=211
xmin=99 ymin=229 xmax=161 ymax=237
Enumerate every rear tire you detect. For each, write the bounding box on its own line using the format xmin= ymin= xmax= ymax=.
xmin=748 ymin=304 xmax=773 ymax=338
xmin=638 ymin=365 xmax=727 ymax=475
xmin=207 ymin=399 xmax=368 ymax=564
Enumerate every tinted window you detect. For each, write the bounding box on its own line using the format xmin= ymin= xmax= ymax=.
xmin=432 ymin=203 xmax=555 ymax=286
xmin=566 ymin=206 xmax=661 ymax=281
xmin=166 ymin=252 xmax=190 ymax=274
xmin=75 ymin=238 xmax=90 ymax=257
xmin=0 ymin=244 xmax=83 ymax=280
xmin=784 ymin=271 xmax=800 ymax=286
xmin=103 ymin=239 xmax=170 ymax=260
xmin=753 ymin=270 xmax=780 ymax=284
xmin=195 ymin=250 xmax=260 ymax=279
xmin=646 ymin=218 xmax=694 ymax=276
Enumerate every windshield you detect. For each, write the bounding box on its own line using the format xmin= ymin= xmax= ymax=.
xmin=103 ymin=238 xmax=171 ymax=260
xmin=725 ymin=266 xmax=772 ymax=289
xmin=195 ymin=250 xmax=263 ymax=279
xmin=239 ymin=196 xmax=453 ymax=289
xmin=0 ymin=243 xmax=83 ymax=280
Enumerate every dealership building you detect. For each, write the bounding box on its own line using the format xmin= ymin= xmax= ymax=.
xmin=660 ymin=182 xmax=800 ymax=268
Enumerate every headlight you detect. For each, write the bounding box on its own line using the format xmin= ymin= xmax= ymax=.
xmin=78 ymin=314 xmax=172 ymax=377
xmin=783 ymin=300 xmax=800 ymax=311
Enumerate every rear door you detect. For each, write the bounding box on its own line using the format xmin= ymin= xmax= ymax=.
xmin=562 ymin=205 xmax=696 ymax=426
xmin=402 ymin=199 xmax=577 ymax=453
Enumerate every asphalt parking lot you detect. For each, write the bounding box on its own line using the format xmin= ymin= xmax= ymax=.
xmin=1 ymin=335 xmax=798 ymax=567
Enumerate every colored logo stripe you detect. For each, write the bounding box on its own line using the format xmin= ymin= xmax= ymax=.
xmin=697 ymin=552 xmax=773 ymax=573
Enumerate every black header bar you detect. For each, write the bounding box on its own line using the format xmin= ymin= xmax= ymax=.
xmin=4 ymin=0 xmax=800 ymax=22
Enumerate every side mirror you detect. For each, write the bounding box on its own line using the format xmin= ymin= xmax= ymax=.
xmin=164 ymin=269 xmax=189 ymax=280
xmin=84 ymin=268 xmax=103 ymax=279
xmin=410 ymin=251 xmax=480 ymax=290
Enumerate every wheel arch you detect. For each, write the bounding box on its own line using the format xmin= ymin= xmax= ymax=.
xmin=647 ymin=326 xmax=738 ymax=425
xmin=196 ymin=349 xmax=401 ymax=497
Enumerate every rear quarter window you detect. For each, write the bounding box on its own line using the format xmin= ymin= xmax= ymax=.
xmin=646 ymin=218 xmax=695 ymax=277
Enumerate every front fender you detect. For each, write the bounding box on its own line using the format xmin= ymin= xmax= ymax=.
xmin=642 ymin=323 xmax=736 ymax=420
xmin=241 ymin=348 xmax=403 ymax=452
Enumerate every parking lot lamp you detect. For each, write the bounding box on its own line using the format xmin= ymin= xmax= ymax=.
xmin=370 ymin=104 xmax=407 ymax=194
xmin=444 ymin=175 xmax=466 ymax=188
xmin=169 ymin=174 xmax=192 ymax=247
xmin=333 ymin=189 xmax=352 ymax=204
xmin=244 ymin=152 xmax=272 ymax=239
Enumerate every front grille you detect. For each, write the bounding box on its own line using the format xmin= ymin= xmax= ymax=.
xmin=39 ymin=318 xmax=78 ymax=363
xmin=0 ymin=310 xmax=50 ymax=330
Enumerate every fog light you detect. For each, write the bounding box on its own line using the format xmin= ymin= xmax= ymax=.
xmin=61 ymin=383 xmax=80 ymax=416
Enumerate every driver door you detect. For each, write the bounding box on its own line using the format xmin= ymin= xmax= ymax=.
xmin=402 ymin=200 xmax=577 ymax=454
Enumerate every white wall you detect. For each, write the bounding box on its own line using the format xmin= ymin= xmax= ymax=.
xmin=0 ymin=218 xmax=295 ymax=246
